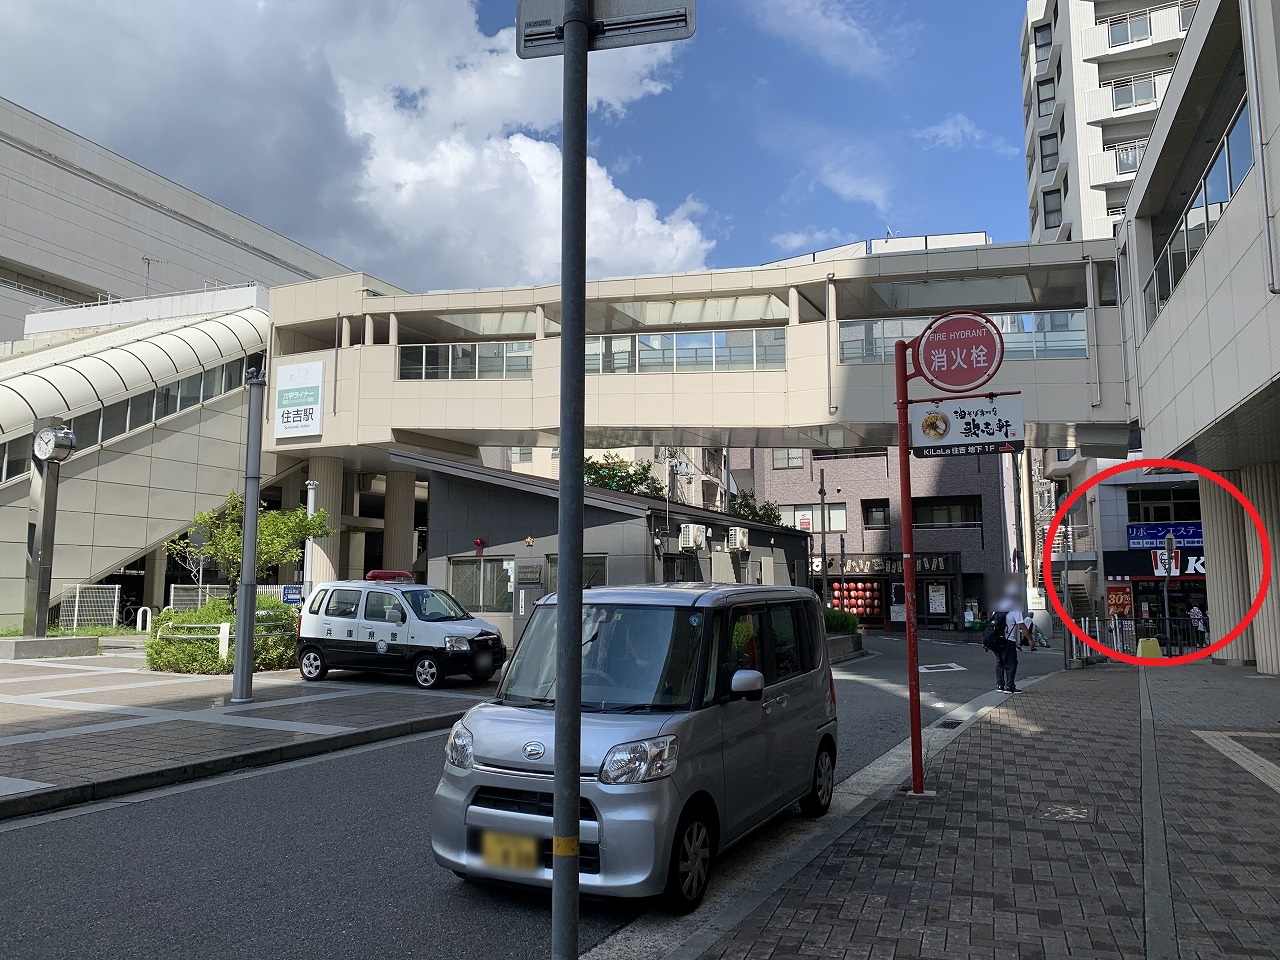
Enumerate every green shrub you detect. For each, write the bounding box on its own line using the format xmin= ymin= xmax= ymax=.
xmin=823 ymin=607 xmax=860 ymax=636
xmin=147 ymin=595 xmax=298 ymax=674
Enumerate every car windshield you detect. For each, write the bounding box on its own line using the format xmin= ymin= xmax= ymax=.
xmin=499 ymin=603 xmax=706 ymax=711
xmin=401 ymin=588 xmax=473 ymax=622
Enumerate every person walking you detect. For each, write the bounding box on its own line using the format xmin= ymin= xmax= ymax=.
xmin=995 ymin=589 xmax=1034 ymax=694
xmin=1188 ymin=603 xmax=1207 ymax=646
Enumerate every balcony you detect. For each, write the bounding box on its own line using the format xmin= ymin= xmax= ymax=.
xmin=1088 ymin=140 xmax=1148 ymax=188
xmin=1081 ymin=3 xmax=1192 ymax=63
xmin=1084 ymin=71 xmax=1172 ymax=125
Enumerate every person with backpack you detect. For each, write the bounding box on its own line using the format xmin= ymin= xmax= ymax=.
xmin=985 ymin=588 xmax=1034 ymax=694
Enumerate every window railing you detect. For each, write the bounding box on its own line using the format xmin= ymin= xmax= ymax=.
xmin=1103 ymin=70 xmax=1170 ymax=111
xmin=1108 ymin=138 xmax=1148 ymax=174
xmin=397 ymin=341 xmax=534 ymax=380
xmin=839 ymin=310 xmax=1088 ymax=365
xmin=1101 ymin=3 xmax=1194 ymax=45
xmin=586 ymin=328 xmax=786 ymax=375
xmin=1144 ymin=99 xmax=1252 ymax=328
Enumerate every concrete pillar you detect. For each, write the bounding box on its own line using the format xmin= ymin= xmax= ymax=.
xmin=383 ymin=470 xmax=417 ymax=572
xmin=345 ymin=532 xmax=367 ymax=580
xmin=389 ymin=313 xmax=399 ymax=347
xmin=788 ymin=287 xmax=800 ymax=327
xmin=1240 ymin=463 xmax=1280 ymax=673
xmin=1200 ymin=471 xmax=1255 ymax=665
xmin=277 ymin=479 xmax=301 ymax=585
xmin=307 ymin=456 xmax=344 ymax=585
xmin=536 ymin=305 xmax=546 ymax=340
xmin=143 ymin=546 xmax=167 ymax=610
xmin=341 ymin=317 xmax=352 ymax=348
xmin=364 ymin=314 xmax=375 ymax=345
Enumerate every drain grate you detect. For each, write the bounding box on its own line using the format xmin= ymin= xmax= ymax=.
xmin=937 ymin=719 xmax=963 ymax=729
xmin=1038 ymin=803 xmax=1096 ymax=823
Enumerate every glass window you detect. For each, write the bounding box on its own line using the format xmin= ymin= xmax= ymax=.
xmin=307 ymin=589 xmax=328 ymax=615
xmin=450 ymin=559 xmax=480 ymax=610
xmin=509 ymin=446 xmax=533 ymax=463
xmin=1180 ymin=2 xmax=1195 ymax=31
xmin=772 ymin=448 xmax=803 ymax=470
xmin=1040 ymin=134 xmax=1058 ymax=173
xmin=1205 ymin=143 xmax=1229 ymax=232
xmin=636 ymin=334 xmax=674 ymax=373
xmin=424 ymin=344 xmax=449 ymax=380
xmin=222 ymin=357 xmax=244 ymax=392
xmin=128 ymin=390 xmax=155 ymax=430
xmin=1227 ymin=103 xmax=1253 ymax=194
xmin=504 ymin=341 xmax=533 ymax=379
xmin=155 ymin=381 xmax=179 ymax=420
xmin=71 ymin=409 xmax=101 ymax=448
xmin=862 ymin=499 xmax=890 ymax=530
xmin=768 ymin=604 xmax=804 ymax=682
xmin=201 ymin=368 xmax=221 ymax=401
xmin=450 ymin=558 xmax=512 ymax=613
xmin=547 ymin=554 xmax=608 ymax=590
xmin=477 ymin=343 xmax=505 ymax=380
xmin=714 ymin=330 xmax=754 ymax=370
xmin=1143 ymin=275 xmax=1159 ymax=329
xmin=101 ymin=400 xmax=129 ymax=441
xmin=601 ymin=335 xmax=636 ymax=374
xmin=245 ymin=352 xmax=266 ymax=378
xmin=727 ymin=606 xmax=764 ymax=673
xmin=1037 ymin=79 xmax=1055 ymax=117
xmin=1112 ymin=80 xmax=1134 ymax=110
xmin=324 ymin=588 xmax=363 ymax=619
xmin=1043 ymin=189 xmax=1063 ymax=229
xmin=1034 ymin=24 xmax=1052 ymax=62
xmin=1156 ymin=249 xmax=1173 ymax=303
xmin=398 ymin=345 xmax=425 ymax=380
xmin=1169 ymin=217 xmax=1189 ymax=288
xmin=450 ymin=344 xmax=476 ymax=379
xmin=178 ymin=374 xmax=202 ymax=411
xmin=674 ymin=332 xmax=714 ymax=371
xmin=839 ymin=320 xmax=880 ymax=363
xmin=912 ymin=496 xmax=982 ymax=526
xmin=482 ymin=559 xmax=513 ymax=613
xmin=826 ymin=502 xmax=847 ymax=533
xmin=755 ymin=328 xmax=787 ymax=370
xmin=1134 ymin=76 xmax=1156 ymax=106
xmin=362 ymin=590 xmax=405 ymax=623
xmin=1114 ymin=140 xmax=1145 ymax=173
xmin=4 ymin=434 xmax=30 ymax=481
xmin=1186 ymin=185 xmax=1208 ymax=263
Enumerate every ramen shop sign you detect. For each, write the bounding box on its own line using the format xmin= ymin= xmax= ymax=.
xmin=916 ymin=310 xmax=1004 ymax=393
xmin=910 ymin=394 xmax=1025 ymax=458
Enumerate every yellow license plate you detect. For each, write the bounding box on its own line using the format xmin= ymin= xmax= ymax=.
xmin=480 ymin=830 xmax=540 ymax=872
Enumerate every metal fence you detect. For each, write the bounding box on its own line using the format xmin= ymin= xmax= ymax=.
xmin=53 ymin=584 xmax=121 ymax=629
xmin=1074 ymin=615 xmax=1209 ymax=660
xmin=168 ymin=584 xmax=289 ymax=611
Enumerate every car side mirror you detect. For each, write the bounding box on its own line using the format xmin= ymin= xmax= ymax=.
xmin=387 ymin=609 xmax=404 ymax=625
xmin=729 ymin=669 xmax=765 ymax=702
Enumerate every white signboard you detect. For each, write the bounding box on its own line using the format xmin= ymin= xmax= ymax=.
xmin=910 ymin=394 xmax=1024 ymax=458
xmin=795 ymin=508 xmax=813 ymax=532
xmin=517 ymin=0 xmax=695 ymax=58
xmin=274 ymin=362 xmax=324 ymax=439
xmin=927 ymin=583 xmax=947 ymax=614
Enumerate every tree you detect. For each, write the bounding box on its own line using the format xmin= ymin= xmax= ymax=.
xmin=729 ymin=488 xmax=783 ymax=526
xmin=166 ymin=492 xmax=334 ymax=602
xmin=583 ymin=453 xmax=666 ymax=499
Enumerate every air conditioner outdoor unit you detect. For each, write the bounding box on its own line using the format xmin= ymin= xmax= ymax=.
xmin=679 ymin=523 xmax=705 ymax=552
xmin=727 ymin=526 xmax=749 ymax=553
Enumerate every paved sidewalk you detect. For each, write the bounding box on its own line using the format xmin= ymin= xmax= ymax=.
xmin=0 ymin=637 xmax=482 ymax=819
xmin=690 ymin=662 xmax=1280 ymax=960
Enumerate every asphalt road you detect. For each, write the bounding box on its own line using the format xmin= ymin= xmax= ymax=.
xmin=0 ymin=632 xmax=1054 ymax=960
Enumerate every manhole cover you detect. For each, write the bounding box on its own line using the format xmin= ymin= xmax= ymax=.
xmin=937 ymin=719 xmax=963 ymax=729
xmin=1038 ymin=803 xmax=1096 ymax=823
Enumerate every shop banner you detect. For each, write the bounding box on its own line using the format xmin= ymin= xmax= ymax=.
xmin=910 ymin=395 xmax=1024 ymax=458
xmin=1127 ymin=522 xmax=1202 ymax=549
xmin=839 ymin=552 xmax=956 ymax=575
xmin=927 ymin=583 xmax=947 ymax=614
xmin=1106 ymin=584 xmax=1134 ymax=618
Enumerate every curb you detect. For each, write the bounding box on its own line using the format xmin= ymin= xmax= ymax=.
xmin=0 ymin=710 xmax=465 ymax=822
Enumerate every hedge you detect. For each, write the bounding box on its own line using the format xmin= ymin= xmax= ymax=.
xmin=146 ymin=595 xmax=298 ymax=674
xmin=823 ymin=607 xmax=860 ymax=636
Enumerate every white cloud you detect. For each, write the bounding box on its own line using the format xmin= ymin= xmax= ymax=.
xmin=742 ymin=0 xmax=905 ymax=78
xmin=771 ymin=227 xmax=858 ymax=252
xmin=913 ymin=113 xmax=1020 ymax=158
xmin=0 ymin=0 xmax=713 ymax=290
xmin=815 ymin=146 xmax=893 ymax=217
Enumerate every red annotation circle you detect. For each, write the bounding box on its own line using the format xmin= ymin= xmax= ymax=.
xmin=915 ymin=310 xmax=1005 ymax=393
xmin=1042 ymin=458 xmax=1272 ymax=666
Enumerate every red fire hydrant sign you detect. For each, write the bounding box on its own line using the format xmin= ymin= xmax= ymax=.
xmin=915 ymin=310 xmax=1005 ymax=393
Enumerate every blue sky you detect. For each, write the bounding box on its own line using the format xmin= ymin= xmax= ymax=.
xmin=1 ymin=1 xmax=1035 ymax=289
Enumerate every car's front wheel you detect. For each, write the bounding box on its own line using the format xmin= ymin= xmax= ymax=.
xmin=298 ymin=646 xmax=328 ymax=682
xmin=413 ymin=653 xmax=444 ymax=689
xmin=664 ymin=805 xmax=714 ymax=913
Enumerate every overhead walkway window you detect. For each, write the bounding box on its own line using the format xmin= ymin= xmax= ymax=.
xmin=397 ymin=341 xmax=534 ymax=380
xmin=1143 ymin=99 xmax=1252 ymax=328
xmin=839 ymin=310 xmax=1087 ymax=364
xmin=584 ymin=328 xmax=785 ymax=374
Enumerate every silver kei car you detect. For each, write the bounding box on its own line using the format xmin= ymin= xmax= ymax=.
xmin=430 ymin=584 xmax=838 ymax=912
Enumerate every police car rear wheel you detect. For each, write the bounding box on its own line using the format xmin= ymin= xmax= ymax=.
xmin=413 ymin=653 xmax=443 ymax=689
xmin=299 ymin=647 xmax=328 ymax=681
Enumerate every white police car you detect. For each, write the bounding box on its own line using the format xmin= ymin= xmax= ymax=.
xmin=296 ymin=571 xmax=506 ymax=689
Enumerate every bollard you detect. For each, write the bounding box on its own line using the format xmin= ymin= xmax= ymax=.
xmin=218 ymin=622 xmax=231 ymax=660
xmin=1136 ymin=635 xmax=1163 ymax=659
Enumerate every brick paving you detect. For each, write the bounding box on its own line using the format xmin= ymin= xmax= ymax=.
xmin=695 ymin=663 xmax=1280 ymax=960
xmin=0 ymin=640 xmax=485 ymax=816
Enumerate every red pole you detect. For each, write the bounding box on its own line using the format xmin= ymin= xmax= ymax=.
xmin=895 ymin=338 xmax=925 ymax=795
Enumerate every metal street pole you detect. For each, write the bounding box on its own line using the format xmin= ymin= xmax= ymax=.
xmin=894 ymin=339 xmax=925 ymax=795
xmin=303 ymin=479 xmax=319 ymax=596
xmin=231 ymin=369 xmax=266 ymax=704
xmin=552 ymin=2 xmax=589 ymax=956
xmin=818 ymin=468 xmax=828 ymax=605
xmin=1162 ymin=531 xmax=1174 ymax=638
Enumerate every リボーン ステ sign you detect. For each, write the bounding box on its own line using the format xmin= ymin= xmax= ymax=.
xmin=915 ymin=310 xmax=1004 ymax=393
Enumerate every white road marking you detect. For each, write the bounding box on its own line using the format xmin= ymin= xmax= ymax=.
xmin=1192 ymin=731 xmax=1280 ymax=796
xmin=919 ymin=662 xmax=966 ymax=673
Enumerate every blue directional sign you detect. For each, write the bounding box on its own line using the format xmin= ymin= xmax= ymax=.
xmin=1127 ymin=522 xmax=1202 ymax=550
xmin=282 ymin=585 xmax=304 ymax=605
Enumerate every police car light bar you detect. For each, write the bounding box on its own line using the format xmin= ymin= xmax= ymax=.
xmin=366 ymin=570 xmax=415 ymax=582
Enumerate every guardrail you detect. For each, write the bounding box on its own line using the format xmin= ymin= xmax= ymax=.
xmin=155 ymin=611 xmax=297 ymax=660
xmin=1073 ymin=615 xmax=1208 ymax=660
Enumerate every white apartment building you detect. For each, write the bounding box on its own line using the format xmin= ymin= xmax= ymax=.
xmin=1023 ymin=0 xmax=1198 ymax=243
